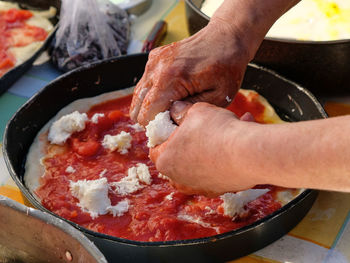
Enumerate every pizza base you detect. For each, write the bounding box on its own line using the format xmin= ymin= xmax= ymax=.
xmin=24 ymin=87 xmax=303 ymax=205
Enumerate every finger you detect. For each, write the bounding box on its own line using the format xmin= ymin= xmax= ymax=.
xmin=171 ymin=182 xmax=198 ymax=195
xmin=240 ymin=112 xmax=255 ymax=122
xmin=129 ymin=76 xmax=152 ymax=122
xmin=149 ymin=140 xmax=168 ymax=163
xmin=185 ymin=89 xmax=230 ymax=108
xmin=137 ymin=79 xmax=189 ymax=126
xmin=170 ymin=101 xmax=192 ymax=125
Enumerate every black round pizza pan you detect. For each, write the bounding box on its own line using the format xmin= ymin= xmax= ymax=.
xmin=3 ymin=53 xmax=326 ymax=262
xmin=185 ymin=0 xmax=350 ymax=97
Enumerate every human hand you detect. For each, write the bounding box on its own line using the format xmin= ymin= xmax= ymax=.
xmin=130 ymin=20 xmax=252 ymax=126
xmin=149 ymin=101 xmax=260 ymax=196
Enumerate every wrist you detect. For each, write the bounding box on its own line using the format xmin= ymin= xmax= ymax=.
xmin=222 ymin=119 xmax=268 ymax=188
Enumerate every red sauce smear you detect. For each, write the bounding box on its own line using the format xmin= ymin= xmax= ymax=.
xmin=0 ymin=8 xmax=48 ymax=77
xmin=36 ymin=93 xmax=283 ymax=242
xmin=227 ymin=91 xmax=266 ymax=123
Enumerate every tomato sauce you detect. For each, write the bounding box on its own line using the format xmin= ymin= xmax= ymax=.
xmin=0 ymin=8 xmax=48 ymax=77
xmin=36 ymin=94 xmax=283 ymax=242
xmin=227 ymin=91 xmax=266 ymax=123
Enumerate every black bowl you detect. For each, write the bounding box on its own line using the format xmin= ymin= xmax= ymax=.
xmin=0 ymin=0 xmax=60 ymax=96
xmin=185 ymin=0 xmax=350 ymax=97
xmin=3 ymin=53 xmax=327 ymax=262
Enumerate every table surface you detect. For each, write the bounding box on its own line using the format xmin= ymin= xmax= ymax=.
xmin=1 ymin=1 xmax=350 ymax=262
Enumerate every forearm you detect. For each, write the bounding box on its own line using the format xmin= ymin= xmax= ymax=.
xmin=228 ymin=117 xmax=350 ymax=191
xmin=210 ymin=0 xmax=300 ymax=60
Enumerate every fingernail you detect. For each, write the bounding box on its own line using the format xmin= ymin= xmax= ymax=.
xmin=170 ymin=101 xmax=192 ymax=125
xmin=240 ymin=112 xmax=255 ymax=122
xmin=172 ymin=101 xmax=191 ymax=112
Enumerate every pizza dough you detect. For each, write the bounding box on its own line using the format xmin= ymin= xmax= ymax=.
xmin=24 ymin=87 xmax=303 ymax=241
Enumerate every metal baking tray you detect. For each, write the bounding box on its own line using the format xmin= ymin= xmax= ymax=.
xmin=3 ymin=53 xmax=327 ymax=262
xmin=0 ymin=0 xmax=60 ymax=96
xmin=0 ymin=195 xmax=107 ymax=263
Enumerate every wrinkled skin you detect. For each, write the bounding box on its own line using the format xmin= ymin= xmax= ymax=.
xmin=149 ymin=102 xmax=258 ymax=196
xmin=130 ymin=21 xmax=250 ymax=126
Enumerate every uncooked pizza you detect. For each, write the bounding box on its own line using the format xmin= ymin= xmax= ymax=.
xmin=0 ymin=1 xmax=56 ymax=77
xmin=24 ymin=88 xmax=302 ymax=242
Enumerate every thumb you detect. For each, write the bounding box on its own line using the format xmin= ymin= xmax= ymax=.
xmin=170 ymin=101 xmax=193 ymax=125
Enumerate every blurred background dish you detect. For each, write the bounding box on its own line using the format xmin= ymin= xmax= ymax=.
xmin=201 ymin=0 xmax=350 ymax=41
xmin=0 ymin=0 xmax=60 ymax=96
xmin=185 ymin=0 xmax=350 ymax=97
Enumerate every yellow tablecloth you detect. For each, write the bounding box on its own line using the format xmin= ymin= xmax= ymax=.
xmin=1 ymin=1 xmax=349 ymax=262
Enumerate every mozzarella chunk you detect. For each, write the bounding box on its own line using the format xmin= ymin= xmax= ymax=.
xmin=145 ymin=111 xmax=177 ymax=148
xmin=165 ymin=192 xmax=174 ymax=201
xmin=158 ymin=173 xmax=170 ymax=181
xmin=111 ymin=175 xmax=143 ymax=196
xmin=69 ymin=178 xmax=111 ymax=219
xmin=107 ymin=199 xmax=130 ymax=217
xmin=128 ymin=123 xmax=145 ymax=132
xmin=91 ymin=113 xmax=105 ymax=124
xmin=220 ymin=189 xmax=270 ymax=218
xmin=48 ymin=111 xmax=88 ymax=145
xmin=65 ymin=166 xmax=76 ymax=173
xmin=99 ymin=169 xmax=108 ymax=178
xmin=132 ymin=163 xmax=152 ymax=185
xmin=102 ymin=131 xmax=132 ymax=154
xmin=111 ymin=163 xmax=152 ymax=196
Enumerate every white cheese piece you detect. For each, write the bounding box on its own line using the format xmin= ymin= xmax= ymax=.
xmin=111 ymin=175 xmax=143 ymax=196
xmin=102 ymin=131 xmax=132 ymax=154
xmin=204 ymin=206 xmax=216 ymax=215
xmin=65 ymin=166 xmax=76 ymax=173
xmin=69 ymin=178 xmax=111 ymax=219
xmin=145 ymin=111 xmax=177 ymax=148
xmin=128 ymin=123 xmax=145 ymax=132
xmin=48 ymin=111 xmax=88 ymax=145
xmin=111 ymin=163 xmax=152 ymax=196
xmin=165 ymin=192 xmax=174 ymax=201
xmin=107 ymin=199 xmax=129 ymax=217
xmin=99 ymin=169 xmax=108 ymax=178
xmin=220 ymin=189 xmax=270 ymax=218
xmin=158 ymin=173 xmax=170 ymax=181
xmin=178 ymin=214 xmax=220 ymax=234
xmin=132 ymin=163 xmax=152 ymax=185
xmin=91 ymin=113 xmax=105 ymax=124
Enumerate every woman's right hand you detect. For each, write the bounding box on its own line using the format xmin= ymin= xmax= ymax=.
xmin=130 ymin=19 xmax=253 ymax=126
